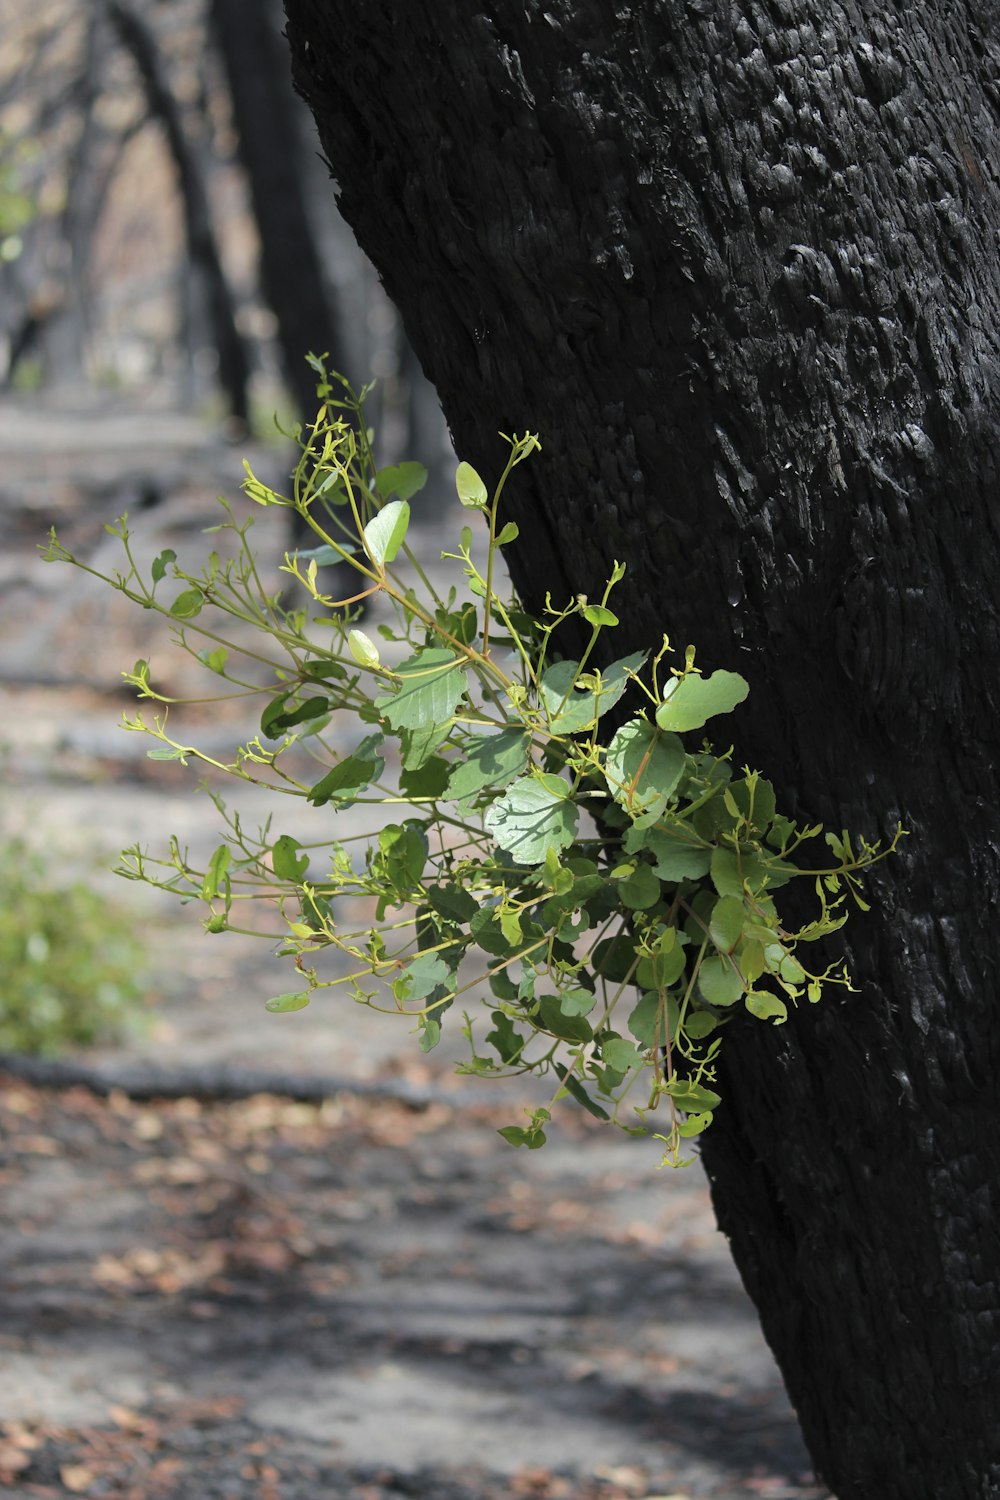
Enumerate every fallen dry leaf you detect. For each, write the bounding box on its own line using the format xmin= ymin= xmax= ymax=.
xmin=59 ymin=1462 xmax=95 ymax=1492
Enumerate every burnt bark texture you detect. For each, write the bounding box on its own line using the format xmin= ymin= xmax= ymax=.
xmin=280 ymin=5 xmax=1000 ymax=1497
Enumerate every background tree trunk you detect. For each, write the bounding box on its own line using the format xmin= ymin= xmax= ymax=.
xmin=209 ymin=0 xmax=349 ymax=424
xmin=107 ymin=0 xmax=250 ymax=425
xmin=280 ymin=4 xmax=1000 ymax=1497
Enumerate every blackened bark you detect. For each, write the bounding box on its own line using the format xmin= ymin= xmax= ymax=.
xmin=280 ymin=4 xmax=1000 ymax=1497
xmin=106 ymin=0 xmax=250 ymax=423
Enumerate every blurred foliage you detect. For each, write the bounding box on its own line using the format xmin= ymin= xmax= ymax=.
xmin=0 ymin=839 xmax=147 ymax=1055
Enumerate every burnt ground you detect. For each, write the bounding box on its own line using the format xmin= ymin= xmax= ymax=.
xmin=0 ymin=396 xmax=832 ymax=1500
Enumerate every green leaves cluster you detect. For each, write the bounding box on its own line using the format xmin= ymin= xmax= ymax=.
xmin=43 ymin=362 xmax=900 ymax=1166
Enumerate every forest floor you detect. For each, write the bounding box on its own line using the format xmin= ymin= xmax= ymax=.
xmin=0 ymin=394 xmax=832 ymax=1500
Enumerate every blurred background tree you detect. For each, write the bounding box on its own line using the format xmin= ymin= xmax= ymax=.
xmin=0 ymin=0 xmax=450 ymax=493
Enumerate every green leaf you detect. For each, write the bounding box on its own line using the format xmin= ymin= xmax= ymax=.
xmin=265 ymin=991 xmax=311 ymax=1013
xmin=593 ymin=651 xmax=647 ymax=717
xmin=470 ymin=906 xmax=516 ymax=956
xmin=487 ymin=1010 xmax=525 ymax=1064
xmin=498 ymin=1124 xmax=547 ymax=1149
xmin=295 ymin=543 xmax=350 ymax=566
xmin=169 ymin=587 xmax=204 ymax=619
xmin=483 ymin=775 xmax=579 ymax=866
xmin=582 ymin=604 xmax=619 ymax=628
xmin=559 ymin=986 xmax=597 ymax=1017
xmin=446 ymin=728 xmax=530 ymax=802
xmin=665 ymin=1078 xmax=722 ymax=1111
xmin=593 ymin=933 xmax=638 ymax=984
xmin=399 ymin=721 xmax=453 ymax=772
xmin=604 ymin=719 xmax=686 ymax=819
xmin=418 ymin=1017 xmax=441 ymax=1051
xmin=378 ymin=822 xmax=428 ymax=895
xmin=201 ymin=845 xmax=231 ymax=900
xmin=628 ymin=991 xmax=666 ymax=1048
xmin=539 ymin=660 xmax=598 ymax=733
xmin=554 ymin=1065 xmax=611 ymax=1120
xmin=697 ymin=954 xmax=746 ymax=1007
xmin=425 ymin=884 xmax=478 ymax=925
xmin=637 ymin=826 xmax=712 ymax=882
xmin=378 ymin=648 xmax=468 ymax=732
xmin=348 ymin=628 xmax=381 ymax=669
xmin=746 ymin=990 xmax=788 ymax=1024
xmin=307 ymin=737 xmax=384 ymax=806
xmin=260 ymin=695 xmax=331 ymax=740
xmin=635 ymin=942 xmax=687 ymax=990
xmin=302 ymin=657 xmax=348 ymax=682
xmin=198 ymin=647 xmax=229 ymax=675
xmin=537 ymin=993 xmax=593 ymax=1042
xmin=602 ymin=1036 xmax=644 ymax=1071
xmin=397 ymin=952 xmax=451 ymax=1002
xmin=272 ymin=834 xmax=309 ymax=881
xmin=375 ymin=461 xmax=428 ymax=501
xmin=709 ymin=894 xmax=745 ymax=953
xmin=399 ymin=755 xmax=452 ymax=799
xmin=710 ymin=847 xmax=743 ymax=897
xmin=456 ymin=461 xmax=488 ymax=508
xmin=151 ymin=548 xmax=176 ymax=584
xmin=616 ymin=863 xmax=662 ymax=911
xmin=496 ymin=521 xmax=519 ymax=545
xmin=363 ymin=499 xmax=410 ymax=568
xmin=655 ymin=669 xmax=749 ymax=733
xmin=683 ymin=1011 xmax=719 ymax=1039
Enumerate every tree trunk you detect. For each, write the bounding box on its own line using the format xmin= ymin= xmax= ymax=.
xmin=280 ymin=4 xmax=1000 ymax=1496
xmin=209 ymin=0 xmax=350 ymax=424
xmin=107 ymin=0 xmax=251 ymax=424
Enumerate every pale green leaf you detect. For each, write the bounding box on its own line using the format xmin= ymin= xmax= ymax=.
xmin=746 ymin=990 xmax=788 ymax=1024
xmin=456 ymin=461 xmax=488 ymax=508
xmin=169 ymin=588 xmax=203 ymax=619
xmin=265 ymin=991 xmax=311 ymax=1013
xmin=604 ymin=719 xmax=686 ymax=820
xmin=363 ymin=499 xmax=410 ymax=568
xmin=582 ymin=604 xmax=619 ymax=628
xmin=655 ymin=669 xmax=749 ymax=733
xmin=602 ymin=1037 xmax=644 ymax=1071
xmin=484 ymin=775 xmax=579 ymax=866
xmin=378 ymin=648 xmax=468 ymax=732
xmin=348 ymin=628 xmax=381 ymax=669
xmin=539 ymin=660 xmax=598 ymax=733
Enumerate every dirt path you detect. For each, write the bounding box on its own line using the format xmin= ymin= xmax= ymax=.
xmin=0 ymin=397 xmax=831 ymax=1500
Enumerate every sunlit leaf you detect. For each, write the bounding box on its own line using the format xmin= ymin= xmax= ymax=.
xmin=363 ymin=499 xmax=410 ymax=568
xmin=604 ymin=719 xmax=685 ymax=819
xmin=484 ymin=775 xmax=578 ymax=866
xmin=456 ymin=461 xmax=488 ymax=508
xmin=446 ymin=728 xmax=529 ymax=802
xmin=378 ymin=648 xmax=468 ymax=731
xmin=655 ymin=669 xmax=749 ymax=733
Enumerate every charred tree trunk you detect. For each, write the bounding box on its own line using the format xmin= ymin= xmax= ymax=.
xmin=280 ymin=4 xmax=1000 ymax=1497
xmin=106 ymin=0 xmax=250 ymax=424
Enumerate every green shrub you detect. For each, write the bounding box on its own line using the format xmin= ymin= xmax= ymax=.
xmin=0 ymin=840 xmax=146 ymax=1055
